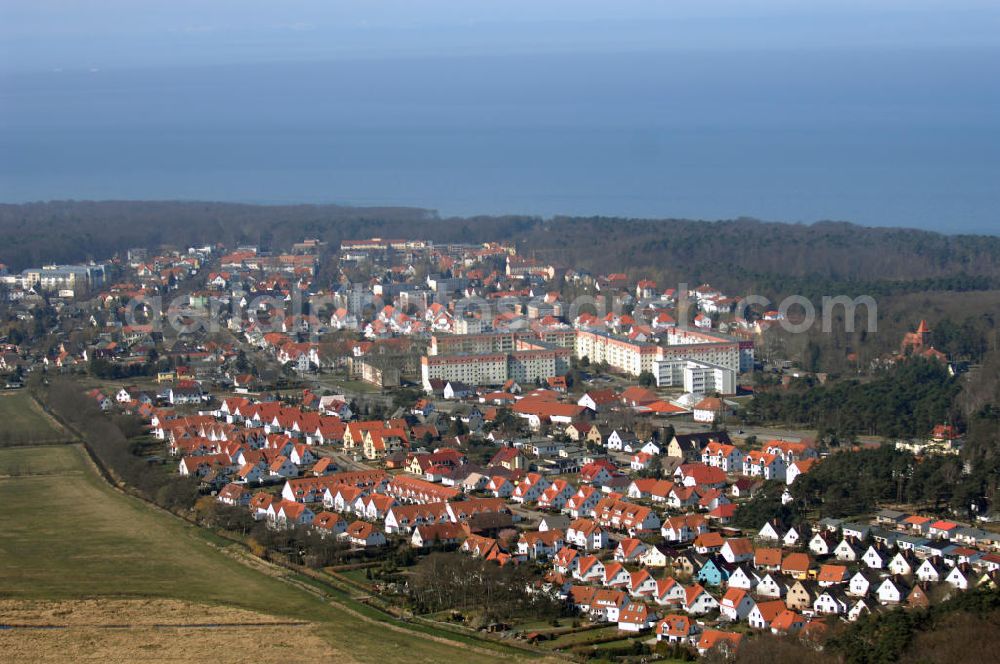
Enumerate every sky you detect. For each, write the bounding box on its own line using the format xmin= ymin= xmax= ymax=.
xmin=4 ymin=1 xmax=1000 ymax=72
xmin=1 ymin=1 xmax=998 ymax=233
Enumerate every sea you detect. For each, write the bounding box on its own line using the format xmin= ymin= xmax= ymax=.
xmin=1 ymin=48 xmax=997 ymax=233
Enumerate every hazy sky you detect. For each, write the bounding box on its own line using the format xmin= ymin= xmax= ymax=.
xmin=4 ymin=1 xmax=1000 ymax=72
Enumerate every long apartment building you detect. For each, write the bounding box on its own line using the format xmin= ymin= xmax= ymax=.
xmin=422 ymin=333 xmax=571 ymax=392
xmin=423 ymin=327 xmax=752 ymax=388
xmin=664 ymin=328 xmax=754 ymax=372
xmin=429 ymin=332 xmax=520 ymax=356
xmin=574 ymin=328 xmax=662 ymax=376
xmin=575 ymin=327 xmax=751 ymax=377
xmin=19 ymin=264 xmax=107 ymax=293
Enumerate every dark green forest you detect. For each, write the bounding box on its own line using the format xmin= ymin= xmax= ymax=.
xmin=744 ymin=359 xmax=961 ymax=438
xmin=4 ymin=201 xmax=1000 ymax=289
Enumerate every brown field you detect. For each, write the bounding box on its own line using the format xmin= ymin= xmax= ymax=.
xmin=0 ymin=599 xmax=353 ymax=664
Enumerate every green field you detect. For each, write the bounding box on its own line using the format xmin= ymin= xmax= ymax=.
xmin=0 ymin=445 xmax=542 ymax=662
xmin=0 ymin=391 xmax=73 ymax=445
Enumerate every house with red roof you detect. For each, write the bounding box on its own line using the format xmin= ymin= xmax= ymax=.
xmin=411 ymin=522 xmax=466 ymax=548
xmin=567 ymin=518 xmax=609 ymax=549
xmin=683 ymin=584 xmax=719 ymax=615
xmin=702 ymin=441 xmax=744 ymax=472
xmin=749 ymin=599 xmax=787 ymax=629
xmin=629 ymin=568 xmax=659 ymax=598
xmin=565 ymin=486 xmax=602 ymax=519
xmin=217 ymin=482 xmax=249 ymax=506
xmin=603 ymin=562 xmax=632 ymax=588
xmin=512 ymin=472 xmax=551 ymax=504
xmin=786 ymin=458 xmax=819 ymax=484
xmin=742 ymin=450 xmax=787 ymax=482
xmin=929 ymin=520 xmax=960 ymax=539
xmin=311 ymin=511 xmax=347 ymax=537
xmin=627 ymin=478 xmax=675 ymax=503
xmin=617 ymin=603 xmax=657 ymax=631
xmin=656 ymin=614 xmax=700 ymax=644
xmin=553 ymin=546 xmax=580 ymax=574
xmin=661 ymin=514 xmax=709 ymax=543
xmin=674 ymin=463 xmax=727 ymax=489
xmin=487 ymin=475 xmax=515 ymax=498
xmin=720 ymin=538 xmax=754 ymax=564
xmin=693 ymin=531 xmax=725 ymax=555
xmin=614 ymin=538 xmax=648 ymax=563
xmin=693 ymin=397 xmax=733 ymax=423
xmin=270 ymin=500 xmax=315 ymax=529
xmin=537 ymin=479 xmax=575 ymax=510
xmin=781 ymin=552 xmax=812 ymax=579
xmin=697 ymin=630 xmax=743 ymax=656
xmin=590 ymin=589 xmax=629 ymax=622
xmin=344 ymin=520 xmax=387 ymax=547
xmin=720 ymin=587 xmax=756 ymax=621
xmin=770 ymin=609 xmax=807 ymax=635
xmin=573 ymin=555 xmax=606 ymax=583
xmin=488 ymin=446 xmax=527 ymax=471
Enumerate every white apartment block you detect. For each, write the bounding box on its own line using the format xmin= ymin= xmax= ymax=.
xmin=453 ymin=316 xmax=484 ymax=335
xmin=654 ymin=359 xmax=737 ymax=395
xmin=574 ymin=329 xmax=661 ymax=376
xmin=422 ymin=353 xmax=507 ymax=390
xmin=421 ymin=347 xmax=570 ymax=392
xmin=430 ymin=332 xmax=520 ymax=356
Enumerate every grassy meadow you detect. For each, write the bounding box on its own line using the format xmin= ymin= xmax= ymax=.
xmin=0 ymin=444 xmax=543 ymax=662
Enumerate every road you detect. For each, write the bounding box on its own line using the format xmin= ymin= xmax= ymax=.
xmin=669 ymin=420 xmax=818 ymax=442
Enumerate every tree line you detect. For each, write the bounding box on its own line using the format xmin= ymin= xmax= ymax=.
xmin=4 ymin=202 xmax=1000 ymax=285
xmin=744 ymin=358 xmax=961 ymax=439
xmin=36 ymin=377 xmax=199 ymax=512
xmin=406 ymin=551 xmax=567 ymax=626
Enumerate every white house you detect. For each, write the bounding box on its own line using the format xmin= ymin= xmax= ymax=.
xmin=876 ymin=578 xmax=907 ymax=604
xmin=606 ymin=430 xmax=641 ymax=452
xmin=574 ymin=556 xmax=606 ymax=583
xmin=567 ymin=518 xmax=609 ymax=550
xmin=848 ymin=598 xmax=871 ymax=622
xmin=512 ymin=473 xmax=551 ymax=504
xmin=862 ymin=545 xmax=889 ymax=570
xmin=617 ymin=603 xmax=657 ymax=632
xmin=727 ymin=566 xmax=759 ymax=591
xmin=945 ymin=565 xmax=971 ymax=590
xmin=847 ymin=571 xmax=873 ymax=598
xmin=916 ymin=559 xmax=942 ymax=584
xmin=833 ymin=539 xmax=860 ymax=562
xmin=813 ymin=591 xmax=848 ymax=615
xmin=808 ymin=532 xmax=835 ymax=556
xmin=720 ymin=588 xmax=756 ymax=621
xmin=888 ymin=552 xmax=916 ymax=576
xmin=683 ymin=585 xmax=719 ymax=615
xmin=654 ymin=578 xmax=687 ymax=606
xmin=757 ymin=521 xmax=782 ymax=542
xmin=756 ymin=573 xmax=785 ymax=599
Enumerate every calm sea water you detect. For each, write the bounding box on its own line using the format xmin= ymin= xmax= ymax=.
xmin=1 ymin=49 xmax=997 ymax=233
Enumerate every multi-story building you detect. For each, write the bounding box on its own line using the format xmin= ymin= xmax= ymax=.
xmin=574 ymin=329 xmax=661 ymax=376
xmin=453 ymin=316 xmax=484 ymax=335
xmin=20 ymin=264 xmax=107 ymax=293
xmin=654 ymin=359 xmax=737 ymax=395
xmin=348 ymin=356 xmax=402 ymax=388
xmin=421 ymin=346 xmax=570 ymax=392
xmin=430 ymin=332 xmax=520 ymax=356
xmin=422 ymin=353 xmax=508 ymax=390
